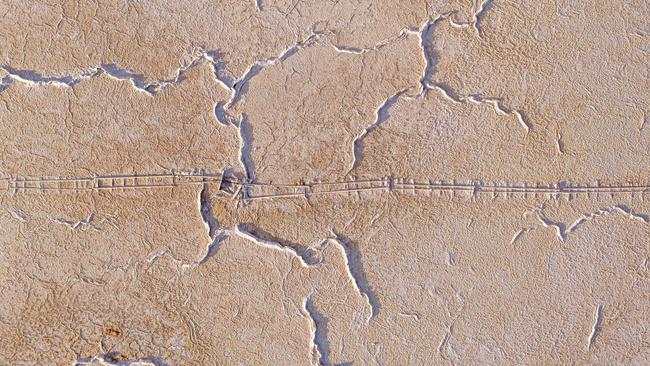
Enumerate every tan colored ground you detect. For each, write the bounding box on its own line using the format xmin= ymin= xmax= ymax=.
xmin=0 ymin=1 xmax=648 ymax=365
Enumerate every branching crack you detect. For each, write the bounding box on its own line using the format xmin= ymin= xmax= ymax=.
xmin=536 ymin=205 xmax=649 ymax=242
xmin=226 ymin=31 xmax=324 ymax=109
xmin=2 ymin=30 xmax=323 ymax=187
xmin=345 ymin=9 xmax=530 ymax=176
xmin=211 ymin=29 xmax=325 ymax=181
xmin=416 ymin=12 xmax=455 ymax=95
xmin=49 ymin=213 xmax=102 ymax=232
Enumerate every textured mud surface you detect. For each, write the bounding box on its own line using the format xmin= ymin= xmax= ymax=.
xmin=0 ymin=1 xmax=649 ymax=365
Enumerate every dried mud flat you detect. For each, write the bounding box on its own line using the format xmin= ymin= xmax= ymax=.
xmin=0 ymin=1 xmax=649 ymax=365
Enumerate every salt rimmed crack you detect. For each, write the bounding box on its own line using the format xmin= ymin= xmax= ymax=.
xmin=211 ymin=29 xmax=326 ymax=182
xmin=333 ymin=27 xmax=413 ymax=55
xmin=431 ymin=82 xmax=531 ymax=132
xmin=237 ymin=114 xmax=256 ymax=182
xmin=536 ymin=205 xmax=649 ymax=242
xmin=328 ymin=228 xmax=379 ymax=322
xmin=226 ymin=31 xmax=324 ymax=109
xmin=255 ymin=0 xmax=264 ymax=11
xmin=472 ymin=0 xmax=493 ymax=38
xmin=73 ymin=354 xmax=169 ymax=366
xmin=194 ymin=182 xmax=229 ymax=266
xmin=199 ymin=183 xmax=219 ymax=239
xmin=415 ymin=12 xmax=456 ymax=96
xmin=0 ymin=31 xmax=326 ymax=186
xmin=6 ymin=208 xmax=27 ymax=223
xmin=0 ymin=29 xmax=322 ymax=100
xmin=587 ymin=304 xmax=604 ymax=351
xmin=193 ymin=224 xmax=323 ymax=268
xmin=347 ymin=88 xmax=411 ymax=175
xmin=233 ymin=225 xmax=322 ymax=267
xmin=195 ymin=230 xmax=230 ymax=266
xmin=302 ymin=294 xmax=333 ymax=366
xmin=343 ymin=8 xmax=535 ymax=176
xmin=510 ymin=226 xmax=536 ymax=245
xmin=0 ymin=65 xmax=101 ymax=89
xmin=345 ymin=12 xmax=455 ymax=176
xmin=49 ymin=213 xmax=102 ymax=232
xmin=1 ymin=51 xmax=212 ymax=96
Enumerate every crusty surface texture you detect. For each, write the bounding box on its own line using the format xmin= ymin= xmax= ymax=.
xmin=0 ymin=1 xmax=648 ymax=365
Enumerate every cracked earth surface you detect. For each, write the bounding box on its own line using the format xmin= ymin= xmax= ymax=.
xmin=0 ymin=1 xmax=649 ymax=365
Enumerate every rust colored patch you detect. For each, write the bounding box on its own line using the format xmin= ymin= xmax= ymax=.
xmin=105 ymin=326 xmax=121 ymax=337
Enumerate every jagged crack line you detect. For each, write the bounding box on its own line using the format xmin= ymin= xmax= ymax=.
xmin=417 ymin=15 xmax=439 ymax=94
xmin=330 ymin=229 xmax=379 ymax=322
xmin=473 ymin=0 xmax=493 ymax=38
xmin=614 ymin=205 xmax=650 ymax=224
xmin=539 ymin=205 xmax=649 ymax=242
xmin=194 ymin=183 xmax=229 ymax=266
xmin=587 ymin=304 xmax=604 ymax=351
xmin=537 ymin=215 xmax=568 ymax=241
xmin=2 ymin=51 xmax=211 ymax=96
xmin=196 ymin=230 xmax=229 ymax=265
xmin=226 ymin=32 xmax=322 ymax=109
xmin=345 ymin=12 xmax=472 ymax=177
xmin=233 ymin=225 xmax=318 ymax=267
xmin=431 ymin=82 xmax=531 ymax=132
xmin=100 ymin=63 xmax=158 ymax=95
xmin=348 ymin=89 xmax=410 ymax=175
xmin=1 ymin=64 xmax=101 ymax=88
xmin=203 ymin=50 xmax=236 ymax=90
xmin=7 ymin=208 xmax=26 ymax=222
xmin=0 ymin=75 xmax=14 ymax=92
xmin=214 ymin=101 xmax=238 ymax=126
xmin=73 ymin=354 xmax=170 ymax=366
xmin=199 ymin=183 xmax=219 ymax=239
xmin=414 ymin=12 xmax=458 ymax=97
xmin=211 ymin=31 xmax=323 ymax=182
xmin=418 ymin=10 xmax=532 ymax=133
xmin=237 ymin=114 xmax=256 ymax=182
xmin=49 ymin=213 xmax=101 ymax=232
xmin=333 ymin=28 xmax=412 ymax=55
xmin=567 ymin=206 xmax=649 ymax=234
xmin=194 ymin=225 xmax=320 ymax=267
xmin=1 ymin=39 xmax=306 ymax=98
xmin=303 ymin=295 xmax=333 ymax=366
xmin=510 ymin=227 xmax=535 ymax=245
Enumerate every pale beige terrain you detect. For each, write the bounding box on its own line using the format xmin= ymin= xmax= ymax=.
xmin=0 ymin=1 xmax=648 ymax=365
